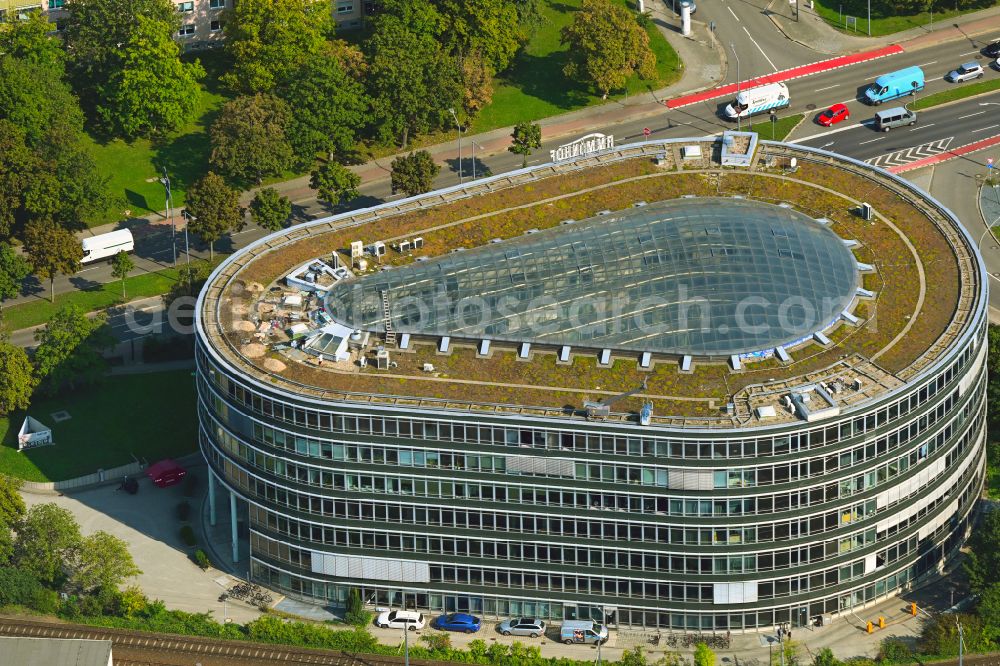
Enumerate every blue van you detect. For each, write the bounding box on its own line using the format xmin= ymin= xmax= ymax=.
xmin=865 ymin=66 xmax=925 ymax=105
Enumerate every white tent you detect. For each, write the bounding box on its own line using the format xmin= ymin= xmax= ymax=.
xmin=17 ymin=416 xmax=53 ymax=451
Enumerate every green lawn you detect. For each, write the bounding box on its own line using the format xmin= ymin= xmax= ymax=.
xmin=811 ymin=0 xmax=998 ymax=37
xmin=0 ymin=370 xmax=198 ymax=482
xmin=0 ymin=259 xmax=220 ymax=333
xmin=912 ymin=78 xmax=1000 ymax=110
xmin=745 ymin=113 xmax=805 ymax=141
xmin=86 ymin=51 xmax=233 ymax=226
xmin=471 ymin=0 xmax=681 ymax=132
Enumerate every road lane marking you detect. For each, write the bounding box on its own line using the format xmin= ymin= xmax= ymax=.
xmin=972 ymin=124 xmax=1000 ymax=133
xmin=814 ymin=84 xmax=840 ymax=92
xmin=908 ymin=123 xmax=935 ymax=130
xmin=916 ymin=61 xmax=938 ymax=67
xmin=728 ymin=6 xmax=740 ymax=20
xmin=859 ymin=137 xmax=885 ymax=145
xmin=743 ymin=26 xmax=777 ymax=72
xmin=960 ymin=50 xmax=981 ymax=56
xmin=789 ymin=121 xmax=872 ymax=143
xmin=959 ymin=111 xmax=987 ymax=119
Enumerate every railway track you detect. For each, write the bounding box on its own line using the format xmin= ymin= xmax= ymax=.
xmin=0 ymin=615 xmax=441 ymax=666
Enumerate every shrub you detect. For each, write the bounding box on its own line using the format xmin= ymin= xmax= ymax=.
xmin=193 ymin=549 xmax=210 ymax=570
xmin=421 ymin=632 xmax=452 ymax=652
xmin=344 ymin=588 xmax=369 ymax=626
xmin=878 ymin=637 xmax=913 ymax=663
xmin=119 ymin=586 xmax=148 ymax=617
xmin=0 ymin=567 xmax=56 ymax=612
xmin=176 ymin=501 xmax=191 ymax=522
xmin=179 ymin=525 xmax=197 ymax=547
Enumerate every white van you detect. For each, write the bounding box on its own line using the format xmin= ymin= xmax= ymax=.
xmin=81 ymin=229 xmax=135 ymax=264
xmin=724 ymin=83 xmax=791 ymax=120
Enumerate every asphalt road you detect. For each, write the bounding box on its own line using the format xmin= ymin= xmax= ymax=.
xmin=9 ymin=25 xmax=1000 ymax=311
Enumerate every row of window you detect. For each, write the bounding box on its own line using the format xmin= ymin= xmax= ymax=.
xmin=229 ymin=381 xmax=971 ymax=491
xmin=177 ymin=0 xmax=225 ymax=9
xmin=179 ymin=20 xmax=223 ymax=36
xmin=199 ymin=332 xmax=976 ymax=461
xmin=243 ymin=455 xmax=978 ymax=577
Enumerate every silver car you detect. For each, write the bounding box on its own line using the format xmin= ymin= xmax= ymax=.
xmin=498 ymin=617 xmax=546 ymax=637
xmin=946 ymin=62 xmax=984 ymax=83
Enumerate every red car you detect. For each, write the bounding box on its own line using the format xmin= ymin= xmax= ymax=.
xmin=817 ymin=104 xmax=850 ymax=126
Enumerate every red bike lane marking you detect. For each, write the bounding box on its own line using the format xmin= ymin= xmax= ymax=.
xmin=665 ymin=44 xmax=905 ymax=110
xmin=888 ymin=134 xmax=1000 ymax=173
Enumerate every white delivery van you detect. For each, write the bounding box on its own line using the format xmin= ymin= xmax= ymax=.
xmin=81 ymin=229 xmax=135 ymax=264
xmin=724 ymin=83 xmax=790 ymax=120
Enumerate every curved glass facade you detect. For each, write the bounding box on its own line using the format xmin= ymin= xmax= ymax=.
xmin=197 ymin=143 xmax=987 ymax=633
xmin=324 ymin=198 xmax=859 ymax=356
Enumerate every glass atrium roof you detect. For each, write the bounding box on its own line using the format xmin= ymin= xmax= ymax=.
xmin=324 ymin=198 xmax=859 ymax=356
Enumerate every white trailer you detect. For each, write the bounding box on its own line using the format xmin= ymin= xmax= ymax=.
xmin=81 ymin=229 xmax=135 ymax=264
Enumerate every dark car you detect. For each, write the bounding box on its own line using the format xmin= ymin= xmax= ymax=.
xmin=983 ymin=41 xmax=1000 ymax=58
xmin=434 ymin=613 xmax=481 ymax=633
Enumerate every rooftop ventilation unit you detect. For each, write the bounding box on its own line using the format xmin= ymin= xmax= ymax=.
xmin=413 ymin=237 xmax=424 ymax=249
xmin=860 ymin=202 xmax=873 ymax=220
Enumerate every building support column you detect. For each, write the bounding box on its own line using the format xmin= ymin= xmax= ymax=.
xmin=230 ymin=490 xmax=238 ymax=564
xmin=208 ymin=467 xmax=217 ymax=527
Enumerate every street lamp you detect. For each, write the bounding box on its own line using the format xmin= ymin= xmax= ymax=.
xmin=731 ymin=44 xmax=742 ymax=132
xmin=470 ymin=139 xmax=484 ymax=180
xmin=448 ymin=108 xmax=463 ymax=184
xmin=181 ymin=209 xmax=194 ymax=266
xmin=403 ymin=623 xmax=410 ymax=666
xmin=159 ymin=167 xmax=176 ymax=267
xmin=957 ymin=620 xmax=964 ymax=666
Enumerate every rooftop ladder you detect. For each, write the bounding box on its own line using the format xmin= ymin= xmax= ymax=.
xmin=380 ymin=290 xmax=396 ymax=346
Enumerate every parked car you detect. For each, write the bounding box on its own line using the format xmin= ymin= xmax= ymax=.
xmin=983 ymin=40 xmax=1000 ymax=58
xmin=817 ymin=103 xmax=850 ymax=126
xmin=434 ymin=613 xmax=481 ymax=633
xmin=498 ymin=617 xmax=546 ymax=638
xmin=946 ymin=62 xmax=984 ymax=83
xmin=560 ymin=620 xmax=609 ymax=645
xmin=375 ymin=610 xmax=425 ymax=631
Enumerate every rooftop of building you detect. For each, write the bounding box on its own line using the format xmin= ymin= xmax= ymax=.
xmin=0 ymin=637 xmax=113 ymax=666
xmin=198 ymin=137 xmax=982 ymax=429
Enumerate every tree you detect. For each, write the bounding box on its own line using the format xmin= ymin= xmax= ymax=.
xmin=812 ymin=648 xmax=842 ymax=666
xmin=0 ymin=475 xmax=25 ymax=529
xmin=14 ymin=503 xmax=82 ymax=586
xmin=366 ymin=11 xmax=462 ymax=147
xmin=33 ymin=304 xmax=112 ymax=396
xmin=390 ymin=151 xmax=440 ymax=197
xmin=310 ymin=161 xmax=361 ymax=209
xmin=620 ymin=646 xmax=648 ymax=666
xmin=222 ymin=0 xmax=333 ymax=94
xmin=23 ymin=220 xmax=83 ymax=303
xmin=0 ymin=243 xmax=30 ymax=305
xmin=561 ymin=0 xmax=657 ymax=99
xmin=0 ymin=343 xmax=34 ymax=416
xmin=210 ymin=94 xmax=295 ymax=185
xmin=460 ymin=51 xmax=495 ymax=119
xmin=693 ymin=642 xmax=716 ymax=666
xmin=62 ymin=0 xmax=180 ymax=121
xmin=111 ymin=250 xmax=135 ymax=299
xmin=509 ymin=121 xmax=542 ymax=168
xmin=250 ymin=188 xmax=292 ymax=232
xmin=432 ymin=0 xmax=523 ymax=73
xmin=185 ymin=172 xmax=244 ymax=260
xmin=280 ymin=49 xmax=368 ymax=165
xmin=69 ymin=531 xmax=141 ymax=593
xmin=0 ymin=57 xmax=86 ymax=151
xmin=95 ymin=14 xmax=205 ymax=138
xmin=0 ymin=12 xmax=66 ymax=76
xmin=978 ymin=582 xmax=1000 ymax=642
xmin=966 ymin=507 xmax=1000 ymax=594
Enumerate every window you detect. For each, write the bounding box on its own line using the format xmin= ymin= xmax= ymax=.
xmin=336 ymin=1 xmax=354 ymax=13
xmin=48 ymin=0 xmax=64 ymax=8
xmin=177 ymin=1 xmax=193 ymax=10
xmin=178 ymin=24 xmax=195 ymax=36
xmin=209 ymin=0 xmax=225 ymax=7
xmin=210 ymin=19 xmax=223 ymax=31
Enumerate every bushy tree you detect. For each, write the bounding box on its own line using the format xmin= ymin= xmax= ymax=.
xmin=280 ymin=48 xmax=368 ymax=165
xmin=432 ymin=0 xmax=523 ymax=73
xmin=33 ymin=304 xmax=112 ymax=395
xmin=509 ymin=121 xmax=541 ymax=168
xmin=460 ymin=51 xmax=495 ymax=119
xmin=95 ymin=14 xmax=205 ymax=138
xmin=812 ymin=647 xmax=842 ymax=666
xmin=310 ymin=161 xmax=360 ymax=208
xmin=366 ymin=9 xmax=462 ymax=147
xmin=966 ymin=507 xmax=1000 ymax=594
xmin=0 ymin=243 xmax=30 ymax=304
xmin=69 ymin=531 xmax=142 ymax=593
xmin=250 ymin=188 xmax=292 ymax=232
xmin=0 ymin=56 xmax=85 ymax=151
xmin=0 ymin=342 xmax=34 ymax=416
xmin=222 ymin=0 xmax=333 ymax=94
xmin=561 ymin=0 xmax=657 ymax=98
xmin=14 ymin=503 xmax=82 ymax=586
xmin=693 ymin=642 xmax=716 ymax=666
xmin=111 ymin=250 xmax=135 ymax=299
xmin=23 ymin=220 xmax=83 ymax=303
xmin=0 ymin=475 xmax=25 ymax=529
xmin=0 ymin=12 xmax=66 ymax=75
xmin=210 ymin=94 xmax=295 ymax=185
xmin=185 ymin=172 xmax=244 ymax=259
xmin=390 ymin=151 xmax=440 ymax=197
xmin=0 ymin=566 xmax=57 ymax=611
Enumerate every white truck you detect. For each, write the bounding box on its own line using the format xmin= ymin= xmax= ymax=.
xmin=81 ymin=229 xmax=135 ymax=264
xmin=724 ymin=82 xmax=790 ymax=120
